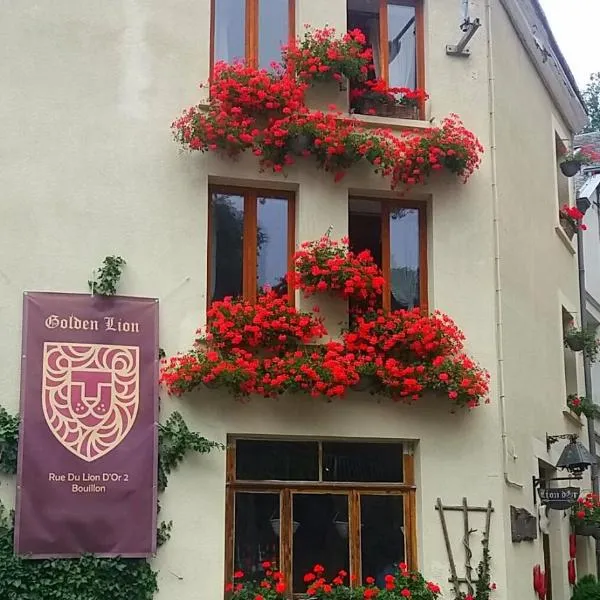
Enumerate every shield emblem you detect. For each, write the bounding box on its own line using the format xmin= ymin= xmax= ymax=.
xmin=42 ymin=342 xmax=140 ymax=462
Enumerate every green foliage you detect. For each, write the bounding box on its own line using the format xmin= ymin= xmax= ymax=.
xmin=582 ymin=73 xmax=600 ymax=133
xmin=0 ymin=406 xmax=222 ymax=599
xmin=571 ymin=575 xmax=600 ymax=600
xmin=564 ymin=326 xmax=600 ymax=362
xmin=158 ymin=411 xmax=224 ymax=493
xmin=88 ymin=255 xmax=126 ymax=296
xmin=0 ymin=407 xmax=19 ymax=475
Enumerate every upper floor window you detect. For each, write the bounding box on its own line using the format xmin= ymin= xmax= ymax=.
xmin=347 ymin=0 xmax=423 ymax=91
xmin=211 ymin=0 xmax=296 ymax=70
xmin=225 ymin=438 xmax=416 ymax=594
xmin=208 ymin=186 xmax=295 ymax=305
xmin=349 ymin=197 xmax=427 ymax=312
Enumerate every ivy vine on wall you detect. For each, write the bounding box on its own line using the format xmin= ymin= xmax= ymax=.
xmin=0 ymin=406 xmax=222 ymax=600
xmin=88 ymin=255 xmax=127 ymax=296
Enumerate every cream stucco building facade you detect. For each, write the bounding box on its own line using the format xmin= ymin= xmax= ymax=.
xmin=0 ymin=1 xmax=595 ymax=599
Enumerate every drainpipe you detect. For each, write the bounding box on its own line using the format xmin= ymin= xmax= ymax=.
xmin=576 ymin=191 xmax=600 ymax=571
xmin=576 ymin=197 xmax=598 ymax=495
xmin=485 ymin=0 xmax=521 ymax=489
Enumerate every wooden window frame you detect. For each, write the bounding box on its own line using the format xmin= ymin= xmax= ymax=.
xmin=210 ymin=0 xmax=296 ymax=71
xmin=224 ymin=438 xmax=417 ymax=596
xmin=349 ymin=197 xmax=428 ymax=313
xmin=207 ymin=185 xmax=296 ymax=308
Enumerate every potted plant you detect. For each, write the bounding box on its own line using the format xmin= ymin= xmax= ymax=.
xmin=572 ymin=493 xmax=600 ymax=539
xmin=350 ymin=79 xmax=428 ymax=120
xmin=567 ymin=394 xmax=600 ymax=419
xmin=225 ymin=564 xmax=287 ymax=598
xmin=571 ymin=575 xmax=600 ymax=600
xmin=564 ymin=325 xmax=600 ymax=361
xmin=559 ymin=204 xmax=586 ymax=240
xmin=560 ymin=145 xmax=600 ymax=178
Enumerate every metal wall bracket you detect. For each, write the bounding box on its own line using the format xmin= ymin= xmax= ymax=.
xmin=446 ymin=18 xmax=481 ymax=57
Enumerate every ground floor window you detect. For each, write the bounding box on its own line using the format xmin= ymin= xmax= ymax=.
xmin=225 ymin=438 xmax=417 ymax=593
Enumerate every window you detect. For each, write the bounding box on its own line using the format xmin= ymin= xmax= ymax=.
xmin=208 ymin=186 xmax=295 ymax=304
xmin=347 ymin=0 xmax=425 ymax=113
xmin=349 ymin=197 xmax=427 ymax=312
xmin=225 ymin=438 xmax=417 ymax=593
xmin=562 ymin=308 xmax=578 ymax=398
xmin=211 ymin=0 xmax=296 ymax=70
xmin=555 ymin=133 xmax=570 ymax=213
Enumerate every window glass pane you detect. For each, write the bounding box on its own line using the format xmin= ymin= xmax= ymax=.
xmin=257 ymin=197 xmax=289 ymax=296
xmin=389 ymin=208 xmax=420 ymax=310
xmin=388 ymin=3 xmax=416 ymax=89
xmin=361 ymin=495 xmax=405 ymax=585
xmin=235 ymin=493 xmax=280 ymax=579
xmin=292 ymin=494 xmax=349 ymax=592
xmin=323 ymin=442 xmax=403 ymax=482
xmin=236 ymin=440 xmax=319 ymax=481
xmin=259 ymin=0 xmax=289 ymax=70
xmin=214 ymin=0 xmax=246 ymax=63
xmin=210 ymin=193 xmax=244 ymax=302
xmin=347 ymin=0 xmax=380 ymax=77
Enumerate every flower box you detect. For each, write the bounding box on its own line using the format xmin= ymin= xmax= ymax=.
xmin=560 ymin=216 xmax=577 ymax=241
xmin=357 ymin=100 xmax=419 ymax=120
xmin=574 ymin=521 xmax=600 ymax=540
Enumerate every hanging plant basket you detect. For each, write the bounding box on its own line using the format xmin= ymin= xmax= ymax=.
xmin=574 ymin=521 xmax=600 ymax=540
xmin=270 ymin=518 xmax=300 ymax=537
xmin=565 ymin=334 xmax=586 ymax=352
xmin=289 ymin=133 xmax=313 ymax=155
xmin=559 ymin=217 xmax=577 ymax=241
xmin=560 ymin=160 xmax=582 ymax=178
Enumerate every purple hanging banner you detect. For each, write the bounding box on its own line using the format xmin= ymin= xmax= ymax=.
xmin=15 ymin=292 xmax=159 ymax=558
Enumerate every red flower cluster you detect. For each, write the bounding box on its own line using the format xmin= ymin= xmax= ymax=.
xmin=225 ymin=563 xmax=286 ymax=600
xmin=283 ymin=26 xmax=374 ymax=83
xmin=172 ymin=28 xmax=484 ymax=190
xmin=573 ymin=493 xmax=600 ymax=524
xmin=350 ymin=78 xmax=429 ymax=113
xmin=560 ymin=204 xmax=587 ymax=231
xmin=160 ymin=243 xmax=489 ymax=409
xmin=205 ymin=290 xmax=326 ymax=353
xmin=300 ymin=563 xmax=441 ymax=600
xmin=293 ymin=236 xmax=385 ymax=304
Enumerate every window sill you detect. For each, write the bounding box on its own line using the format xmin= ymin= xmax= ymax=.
xmin=352 ymin=113 xmax=431 ymax=131
xmin=196 ymin=103 xmax=432 ymax=133
xmin=563 ymin=409 xmax=583 ymax=427
xmin=555 ymin=226 xmax=576 ymax=255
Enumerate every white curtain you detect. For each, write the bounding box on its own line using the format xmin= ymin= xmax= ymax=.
xmin=388 ymin=25 xmax=416 ymax=89
xmin=367 ymin=18 xmax=381 ymax=78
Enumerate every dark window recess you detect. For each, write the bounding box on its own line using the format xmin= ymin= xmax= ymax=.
xmin=292 ymin=494 xmax=349 ymax=592
xmin=322 ymin=442 xmax=404 ymax=482
xmin=236 ymin=440 xmax=320 ymax=481
xmin=361 ymin=495 xmax=405 ymax=586
xmin=235 ymin=492 xmax=280 ymax=579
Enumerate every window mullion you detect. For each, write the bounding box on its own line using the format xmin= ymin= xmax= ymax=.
xmin=280 ymin=489 xmax=292 ymax=593
xmin=243 ymin=192 xmax=258 ymax=301
xmin=379 ymin=0 xmax=390 ymax=83
xmin=381 ymin=202 xmax=391 ymax=312
xmin=349 ymin=491 xmax=362 ymax=585
xmin=247 ymin=0 xmax=259 ymax=67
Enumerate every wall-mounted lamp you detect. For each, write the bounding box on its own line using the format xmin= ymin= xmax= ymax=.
xmin=576 ymin=195 xmax=592 ymax=214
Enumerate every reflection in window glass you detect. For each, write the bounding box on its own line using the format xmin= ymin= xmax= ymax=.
xmin=389 ymin=208 xmax=419 ymax=310
xmin=210 ymin=194 xmax=244 ymax=302
xmin=388 ymin=3 xmax=416 ymax=89
xmin=257 ymin=197 xmax=289 ymax=295
xmin=361 ymin=495 xmax=405 ymax=587
xmin=292 ymin=494 xmax=349 ymax=592
xmin=323 ymin=442 xmax=403 ymax=482
xmin=236 ymin=440 xmax=319 ymax=481
xmin=215 ymin=0 xmax=246 ymax=63
xmin=259 ymin=0 xmax=289 ymax=70
xmin=235 ymin=493 xmax=280 ymax=581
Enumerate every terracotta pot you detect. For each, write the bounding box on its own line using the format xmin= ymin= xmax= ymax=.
xmin=559 ymin=217 xmax=577 ymax=241
xmin=560 ymin=159 xmax=581 ymax=178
